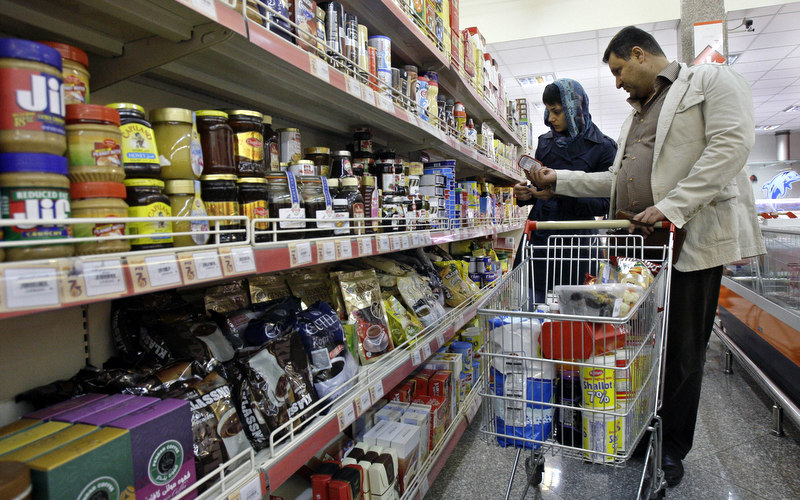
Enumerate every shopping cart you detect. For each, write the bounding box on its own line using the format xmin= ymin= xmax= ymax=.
xmin=477 ymin=220 xmax=674 ymax=499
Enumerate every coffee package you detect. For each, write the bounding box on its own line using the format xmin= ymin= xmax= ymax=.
xmin=336 ymin=270 xmax=393 ymax=365
xmin=249 ymin=274 xmax=292 ymax=306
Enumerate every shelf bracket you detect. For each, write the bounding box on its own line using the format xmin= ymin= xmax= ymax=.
xmin=90 ymin=22 xmax=235 ymax=91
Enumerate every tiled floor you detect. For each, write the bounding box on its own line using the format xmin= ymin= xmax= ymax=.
xmin=425 ymin=335 xmax=800 ymax=500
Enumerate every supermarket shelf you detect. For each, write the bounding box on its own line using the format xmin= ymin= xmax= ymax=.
xmin=174 ymin=449 xmax=266 ymax=500
xmin=0 ymin=217 xmax=524 ymax=319
xmin=256 ymin=285 xmax=492 ymax=491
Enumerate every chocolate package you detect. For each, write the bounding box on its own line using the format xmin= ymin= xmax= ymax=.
xmin=336 ymin=269 xmax=394 ymax=365
xmin=288 ymin=270 xmax=337 ymax=310
xmin=249 ymin=273 xmax=292 ymax=306
xmin=397 ymin=273 xmax=445 ymax=326
xmin=204 ymin=280 xmax=251 ymax=315
xmin=243 ymin=297 xmax=302 ymax=347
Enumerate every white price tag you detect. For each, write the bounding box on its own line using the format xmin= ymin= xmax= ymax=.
xmin=337 ymin=239 xmax=353 ymax=259
xmin=411 ymin=233 xmax=421 ymax=246
xmin=420 ymin=476 xmax=430 ymax=497
xmin=362 ymin=86 xmax=376 ymax=106
xmin=411 ymin=350 xmax=422 ymax=366
xmin=237 ymin=476 xmax=262 ymax=500
xmin=436 ymin=332 xmax=446 ymax=348
xmin=318 ymin=240 xmax=336 ymax=262
xmin=370 ymin=380 xmax=385 ymax=401
xmin=422 ymin=343 xmax=432 ymax=360
xmin=290 ymin=242 xmax=313 ymax=266
xmin=82 ymin=260 xmax=126 ymax=297
xmin=391 ymin=235 xmax=402 ymax=250
xmin=400 ymin=235 xmax=411 ymax=249
xmin=345 ymin=76 xmax=362 ymax=98
xmin=378 ymin=93 xmax=394 ymax=112
xmin=190 ymin=0 xmax=218 ymax=20
xmin=230 ymin=246 xmax=256 ymax=273
xmin=5 ymin=267 xmax=59 ymax=309
xmin=359 ymin=237 xmax=373 ymax=256
xmin=337 ymin=403 xmax=357 ymax=431
xmin=193 ymin=251 xmax=223 ymax=280
xmin=309 ymin=53 xmax=330 ymax=82
xmin=377 ymin=235 xmax=390 ymax=252
xmin=356 ymin=390 xmax=372 ymax=416
xmin=467 ymin=397 xmax=481 ymax=423
xmin=145 ymin=255 xmax=181 ymax=287
xmin=424 ymin=232 xmax=432 ymax=245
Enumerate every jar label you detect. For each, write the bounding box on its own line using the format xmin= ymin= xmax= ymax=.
xmin=236 ymin=131 xmax=264 ymax=161
xmin=191 ymin=114 xmax=204 ymax=177
xmin=74 ymin=218 xmax=125 ymax=239
xmin=67 ymin=135 xmax=122 ymax=168
xmin=381 ymin=173 xmax=395 ymax=193
xmin=0 ymin=67 xmax=65 ymax=135
xmin=63 ymin=72 xmax=89 ymax=104
xmin=342 ymin=159 xmax=353 ymax=176
xmin=0 ymin=186 xmax=70 ymax=240
xmin=269 ymin=142 xmax=280 ymax=170
xmin=241 ymin=200 xmax=270 ymax=230
xmin=315 ymin=209 xmax=336 ymax=229
xmin=128 ymin=203 xmax=173 ymax=245
xmin=320 ymin=177 xmax=333 ymax=210
xmin=357 ymin=139 xmax=372 ymax=153
xmin=352 ymin=202 xmax=365 ymax=235
xmin=120 ymin=122 xmax=160 ymax=165
xmin=190 ymin=198 xmax=210 ymax=245
xmin=278 ymin=206 xmax=305 ymax=228
xmin=204 ymin=200 xmax=240 ymax=227
xmin=333 ymin=200 xmax=350 ymax=235
xmin=286 ymin=171 xmax=301 ymax=210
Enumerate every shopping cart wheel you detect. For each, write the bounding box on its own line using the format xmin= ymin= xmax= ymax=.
xmin=524 ymin=455 xmax=544 ymax=486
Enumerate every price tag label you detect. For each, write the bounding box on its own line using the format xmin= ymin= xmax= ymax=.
xmin=308 ymin=53 xmax=330 ymax=83
xmin=361 ymin=86 xmax=376 ymax=106
xmin=317 ymin=240 xmax=337 ymax=262
xmin=337 ymin=402 xmax=357 ymax=431
xmin=358 ymin=237 xmax=373 ymax=256
xmin=355 ymin=390 xmax=372 ymax=416
xmin=4 ymin=266 xmax=59 ymax=309
xmin=377 ymin=235 xmax=390 ymax=252
xmin=192 ymin=251 xmax=223 ymax=281
xmin=336 ymin=239 xmax=353 ymax=259
xmin=466 ymin=397 xmax=481 ymax=423
xmin=436 ymin=332 xmax=446 ymax=348
xmin=236 ymin=476 xmax=263 ymax=500
xmin=411 ymin=350 xmax=422 ymax=366
xmin=220 ymin=246 xmax=256 ymax=275
xmin=289 ymin=242 xmax=313 ymax=267
xmin=370 ymin=381 xmax=385 ymax=401
xmin=378 ymin=93 xmax=394 ymax=112
xmin=411 ymin=233 xmax=421 ymax=246
xmin=403 ymin=108 xmax=414 ymax=123
xmin=400 ymin=234 xmax=411 ymax=249
xmin=345 ymin=76 xmax=362 ymax=98
xmin=422 ymin=343 xmax=432 ymax=360
xmin=420 ymin=476 xmax=430 ymax=497
xmin=390 ymin=235 xmax=402 ymax=251
xmin=145 ymin=254 xmax=181 ymax=288
xmin=82 ymin=259 xmax=126 ymax=297
xmin=424 ymin=232 xmax=432 ymax=245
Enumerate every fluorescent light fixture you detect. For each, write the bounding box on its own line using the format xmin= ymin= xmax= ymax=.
xmin=783 ymin=105 xmax=800 ymax=113
xmin=533 ymin=103 xmax=545 ymax=111
xmin=755 ymin=124 xmax=779 ymax=130
xmin=728 ymin=53 xmax=741 ymax=64
xmin=518 ymin=73 xmax=556 ymax=87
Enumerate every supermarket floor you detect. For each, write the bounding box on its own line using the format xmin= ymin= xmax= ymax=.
xmin=424 ymin=335 xmax=800 ymax=500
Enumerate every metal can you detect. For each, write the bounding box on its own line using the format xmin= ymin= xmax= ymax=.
xmin=278 ymin=127 xmax=301 ymax=164
xmin=357 ymin=24 xmax=369 ymax=72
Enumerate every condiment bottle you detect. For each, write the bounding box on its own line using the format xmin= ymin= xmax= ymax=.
xmin=333 ymin=176 xmax=364 ymax=235
xmin=360 ymin=174 xmax=380 ymax=234
xmin=123 ymin=178 xmax=173 ymax=250
xmin=299 ymin=175 xmax=335 ymax=238
xmin=377 ymin=156 xmax=395 ymax=195
xmin=195 ymin=110 xmax=236 ymax=176
xmin=164 ymin=180 xmax=209 ymax=247
xmin=289 ymin=159 xmax=317 ymax=177
xmin=329 ymin=150 xmax=352 ymax=178
xmin=393 ymin=157 xmax=406 ymax=196
xmin=40 ymin=42 xmax=90 ymax=105
xmin=263 ymin=114 xmax=280 ymax=172
xmin=107 ymin=102 xmax=161 ymax=178
xmin=265 ymin=172 xmax=305 ymax=241
xmin=327 ymin=177 xmax=340 ymax=198
xmin=353 ymin=127 xmax=372 ymax=155
xmin=237 ymin=177 xmax=269 ymax=242
xmin=199 ymin=174 xmax=242 ymax=243
xmin=70 ymin=181 xmax=130 ymax=255
xmin=150 ymin=107 xmax=200 ymax=180
xmin=304 ymin=147 xmax=331 ymax=177
xmin=65 ymin=104 xmax=123 ymax=182
xmin=227 ymin=109 xmax=265 ymax=178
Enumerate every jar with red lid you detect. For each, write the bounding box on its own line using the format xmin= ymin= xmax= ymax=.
xmin=65 ymin=104 xmax=123 ymax=183
xmin=227 ymin=109 xmax=266 ymax=178
xmin=196 ymin=110 xmax=236 ymax=176
xmin=40 ymin=41 xmax=90 ymax=105
xmin=70 ymin=181 xmax=130 ymax=255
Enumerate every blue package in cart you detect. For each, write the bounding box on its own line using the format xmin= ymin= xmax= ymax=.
xmin=490 ymin=359 xmax=554 ymax=449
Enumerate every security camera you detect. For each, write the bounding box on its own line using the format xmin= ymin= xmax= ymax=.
xmin=744 ymin=19 xmax=754 ymax=32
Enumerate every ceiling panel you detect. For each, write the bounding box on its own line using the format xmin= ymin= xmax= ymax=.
xmin=552 ymin=54 xmax=602 ymax=71
xmin=736 ymin=45 xmax=795 ymax=64
xmin=492 ymin=37 xmax=544 ymax=51
xmin=498 ymin=45 xmax=551 ymax=65
xmin=751 ymin=77 xmax=799 ymax=89
xmin=761 ymin=11 xmax=800 ymax=32
xmin=546 ymin=38 xmax=599 ymax=57
xmin=505 ymin=60 xmax=555 ymax=76
xmin=747 ymin=30 xmax=800 ymax=50
xmin=545 ymin=30 xmax=597 ymax=44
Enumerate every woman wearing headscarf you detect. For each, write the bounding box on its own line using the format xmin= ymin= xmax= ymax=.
xmin=514 ymin=79 xmax=616 ymax=302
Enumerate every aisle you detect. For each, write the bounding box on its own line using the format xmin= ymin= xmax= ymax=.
xmin=425 ymin=336 xmax=800 ymax=499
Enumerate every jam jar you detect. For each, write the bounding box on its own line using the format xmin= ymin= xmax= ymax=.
xmin=164 ymin=179 xmax=209 ymax=247
xmin=150 ymin=107 xmax=201 ymax=180
xmin=196 ymin=110 xmax=236 ymax=176
xmin=70 ymin=181 xmax=130 ymax=255
xmin=360 ymin=174 xmax=380 ymax=234
xmin=329 ymin=150 xmax=352 ymax=178
xmin=108 ymin=102 xmax=161 ymax=179
xmin=237 ymin=177 xmax=269 ymax=242
xmin=200 ymin=174 xmax=243 ymax=243
xmin=333 ymin=176 xmax=364 ymax=236
xmin=299 ymin=175 xmax=335 ymax=238
xmin=123 ymin=178 xmax=173 ymax=250
xmin=289 ymin=159 xmax=317 ymax=177
xmin=65 ymin=104 xmax=124 ymax=182
xmin=303 ymin=147 xmax=330 ymax=176
xmin=265 ymin=172 xmax=305 ymax=241
xmin=227 ymin=109 xmax=265 ymax=177
xmin=327 ymin=177 xmax=339 ymax=198
xmin=263 ymin=114 xmax=280 ymax=172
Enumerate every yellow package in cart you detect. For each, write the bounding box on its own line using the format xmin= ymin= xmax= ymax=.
xmin=582 ymin=409 xmax=621 ymax=463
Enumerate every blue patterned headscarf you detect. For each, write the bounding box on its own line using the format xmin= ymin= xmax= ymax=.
xmin=543 ymin=78 xmax=593 ymax=148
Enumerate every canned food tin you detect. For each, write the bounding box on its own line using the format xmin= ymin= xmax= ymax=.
xmin=278 ymin=128 xmax=301 ymax=164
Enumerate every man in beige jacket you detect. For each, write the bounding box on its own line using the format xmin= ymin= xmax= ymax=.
xmin=534 ymin=26 xmax=765 ymax=487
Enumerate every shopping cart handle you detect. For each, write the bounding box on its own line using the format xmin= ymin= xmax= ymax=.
xmin=524 ymin=219 xmax=672 ymax=238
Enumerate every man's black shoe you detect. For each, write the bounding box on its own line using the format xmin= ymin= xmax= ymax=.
xmin=662 ymin=453 xmax=684 ymax=488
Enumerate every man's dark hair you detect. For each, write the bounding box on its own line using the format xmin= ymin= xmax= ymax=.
xmin=542 ymin=83 xmax=561 ymax=106
xmin=602 ymin=26 xmax=665 ymax=63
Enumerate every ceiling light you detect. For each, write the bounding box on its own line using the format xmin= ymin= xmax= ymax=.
xmin=783 ymin=105 xmax=800 ymax=113
xmin=518 ymin=73 xmax=555 ymax=87
xmin=755 ymin=125 xmax=779 ymax=131
xmin=728 ymin=53 xmax=740 ymax=65
xmin=533 ymin=103 xmax=545 ymax=111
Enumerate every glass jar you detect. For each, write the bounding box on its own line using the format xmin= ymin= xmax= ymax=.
xmin=70 ymin=181 xmax=130 ymax=255
xmin=333 ymin=176 xmax=364 ymax=236
xmin=352 ymin=152 xmax=371 ymax=181
xmin=360 ymin=174 xmax=380 ymax=234
xmin=382 ymin=195 xmax=405 ymax=232
xmin=289 ymin=159 xmax=317 ymax=177
xmin=123 ymin=178 xmax=173 ymax=250
xmin=164 ymin=179 xmax=209 ymax=247
xmin=278 ymin=128 xmax=302 ymax=164
xmin=407 ymin=161 xmax=423 ymax=196
xmin=299 ymin=175 xmax=334 ymax=238
xmin=40 ymin=41 xmax=90 ymax=105
xmin=327 ymin=177 xmax=339 ymax=198
xmin=303 ymin=147 xmax=330 ymax=177
xmin=353 ymin=127 xmax=372 ymax=155
xmin=150 ymin=107 xmax=200 ymax=180
xmin=238 ymin=177 xmax=269 ymax=243
xmin=329 ymin=150 xmax=352 ymax=178
xmin=263 ymin=114 xmax=280 ymax=172
xmin=108 ymin=102 xmax=161 ymax=179
xmin=265 ymin=172 xmax=305 ymax=241
xmin=377 ymin=158 xmax=395 ymax=195
xmin=394 ymin=157 xmax=406 ymax=196
xmin=199 ymin=174 xmax=242 ymax=243
xmin=65 ymin=104 xmax=123 ymax=182
xmin=196 ymin=110 xmax=236 ymax=176
xmin=227 ymin=109 xmax=265 ymax=178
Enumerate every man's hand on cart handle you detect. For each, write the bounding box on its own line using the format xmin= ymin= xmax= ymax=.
xmin=631 ymin=206 xmax=667 ymax=235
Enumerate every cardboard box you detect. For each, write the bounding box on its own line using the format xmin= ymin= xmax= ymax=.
xmin=0 ymin=421 xmax=70 ymax=455
xmin=429 ymin=371 xmax=453 ymax=426
xmin=376 ymin=421 xmax=403 ymax=450
xmin=364 ymin=420 xmax=391 ymax=447
xmin=391 ymin=423 xmax=420 ymax=494
xmin=24 ymin=394 xmax=108 ymax=421
xmin=109 ymin=398 xmax=196 ymax=500
xmin=401 ymin=410 xmax=429 ymax=462
xmin=374 ymin=407 xmax=403 ymax=423
xmin=0 ymin=424 xmax=97 ymax=462
xmin=27 ymin=427 xmax=135 ymax=499
xmin=411 ymin=396 xmax=446 ymax=451
xmin=78 ymin=396 xmax=159 ymax=427
xmin=54 ymin=394 xmax=135 ymax=423
xmin=0 ymin=419 xmax=40 ymax=439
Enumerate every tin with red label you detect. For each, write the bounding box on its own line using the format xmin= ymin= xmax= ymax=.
xmin=0 ymin=39 xmax=66 ymax=156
